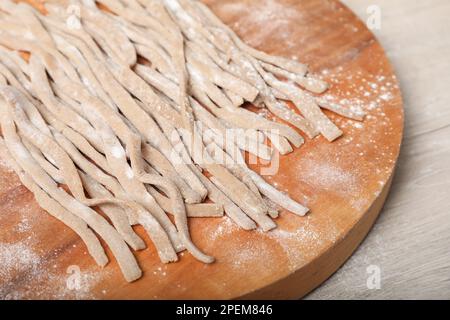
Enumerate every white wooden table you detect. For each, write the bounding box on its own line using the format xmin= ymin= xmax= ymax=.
xmin=307 ymin=0 xmax=450 ymax=299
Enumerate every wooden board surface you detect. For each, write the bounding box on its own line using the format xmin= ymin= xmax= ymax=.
xmin=0 ymin=0 xmax=403 ymax=299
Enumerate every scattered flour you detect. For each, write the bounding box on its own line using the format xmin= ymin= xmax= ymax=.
xmin=0 ymin=242 xmax=41 ymax=283
xmin=0 ymin=238 xmax=107 ymax=300
xmin=208 ymin=217 xmax=237 ymax=241
xmin=16 ymin=218 xmax=31 ymax=233
xmin=265 ymin=227 xmax=315 ymax=270
xmin=301 ymin=161 xmax=358 ymax=195
xmin=229 ymin=240 xmax=275 ymax=272
xmin=224 ymin=0 xmax=303 ymax=49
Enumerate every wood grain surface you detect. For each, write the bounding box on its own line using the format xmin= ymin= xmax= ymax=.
xmin=308 ymin=0 xmax=450 ymax=300
xmin=0 ymin=0 xmax=404 ymax=299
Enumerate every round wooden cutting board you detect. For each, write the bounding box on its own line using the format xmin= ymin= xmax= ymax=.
xmin=0 ymin=0 xmax=403 ymax=299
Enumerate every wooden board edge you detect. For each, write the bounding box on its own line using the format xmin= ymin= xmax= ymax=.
xmin=238 ymin=170 xmax=396 ymax=300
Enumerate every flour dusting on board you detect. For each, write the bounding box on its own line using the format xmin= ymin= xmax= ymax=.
xmin=208 ymin=217 xmax=238 ymax=241
xmin=266 ymin=214 xmax=340 ymax=271
xmin=230 ymin=239 xmax=277 ymax=273
xmin=0 ymin=239 xmax=107 ymax=299
xmin=0 ymin=242 xmax=41 ymax=283
xmin=223 ymin=0 xmax=303 ymax=49
xmin=301 ymin=161 xmax=358 ymax=195
xmin=265 ymin=226 xmax=319 ymax=270
xmin=16 ymin=218 xmax=32 ymax=233
xmin=0 ymin=163 xmax=22 ymax=193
